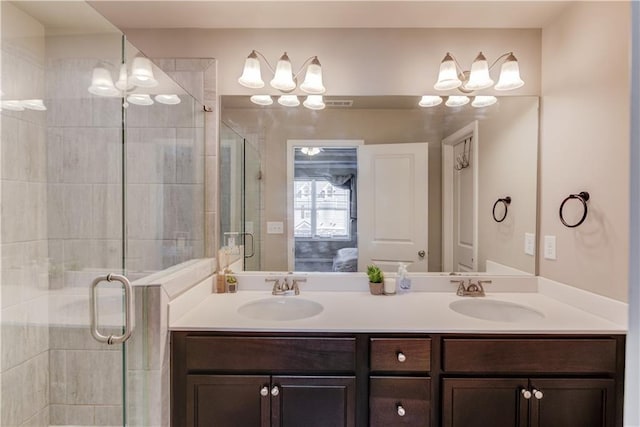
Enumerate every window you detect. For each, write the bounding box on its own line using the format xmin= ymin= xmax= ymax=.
xmin=294 ymin=179 xmax=350 ymax=239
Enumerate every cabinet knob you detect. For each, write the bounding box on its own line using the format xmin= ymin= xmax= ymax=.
xmin=521 ymin=389 xmax=532 ymax=399
xmin=397 ymin=352 xmax=407 ymax=363
xmin=260 ymin=386 xmax=269 ymax=397
xmin=532 ymin=389 xmax=543 ymax=400
xmin=271 ymin=386 xmax=280 ymax=396
xmin=397 ymin=405 xmax=406 ymax=417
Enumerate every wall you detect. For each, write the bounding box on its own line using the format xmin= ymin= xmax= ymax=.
xmin=478 ymin=98 xmax=539 ymax=274
xmin=123 ymin=28 xmax=541 ymax=97
xmin=1 ymin=3 xmax=50 ymax=426
xmin=540 ymin=2 xmax=630 ymax=302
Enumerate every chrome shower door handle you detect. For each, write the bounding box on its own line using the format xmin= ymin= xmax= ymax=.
xmin=242 ymin=232 xmax=255 ymax=258
xmin=90 ymin=273 xmax=134 ymax=345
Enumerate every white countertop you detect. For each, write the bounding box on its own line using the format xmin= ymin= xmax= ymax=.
xmin=170 ymin=282 xmax=627 ymax=334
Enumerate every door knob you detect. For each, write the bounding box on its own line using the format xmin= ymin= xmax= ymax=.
xmin=521 ymin=389 xmax=532 ymax=399
xmin=260 ymin=386 xmax=269 ymax=397
xmin=271 ymin=386 xmax=280 ymax=396
xmin=418 ymin=250 xmax=426 ymax=258
xmin=532 ymin=389 xmax=543 ymax=400
xmin=397 ymin=352 xmax=407 ymax=362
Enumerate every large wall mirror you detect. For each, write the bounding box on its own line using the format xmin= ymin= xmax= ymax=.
xmin=220 ymin=95 xmax=538 ymax=275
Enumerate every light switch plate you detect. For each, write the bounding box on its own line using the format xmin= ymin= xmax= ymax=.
xmin=267 ymin=221 xmax=284 ymax=234
xmin=544 ymin=235 xmax=557 ymax=260
xmin=524 ymin=233 xmax=535 ymax=256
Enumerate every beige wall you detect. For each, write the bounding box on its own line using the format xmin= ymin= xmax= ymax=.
xmin=477 ymin=98 xmax=539 ymax=274
xmin=540 ymin=1 xmax=630 ymax=301
xmin=123 ymin=27 xmax=541 ymax=97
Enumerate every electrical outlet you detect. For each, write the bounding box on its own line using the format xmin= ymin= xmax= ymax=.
xmin=544 ymin=235 xmax=557 ymax=260
xmin=267 ymin=221 xmax=284 ymax=234
xmin=524 ymin=233 xmax=535 ymax=256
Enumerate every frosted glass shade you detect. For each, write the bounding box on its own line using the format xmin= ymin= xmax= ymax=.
xmin=250 ymin=95 xmax=273 ymax=106
xmin=303 ymin=95 xmax=325 ymax=110
xmin=238 ymin=51 xmax=264 ymax=89
xmin=127 ymin=94 xmax=154 ymax=106
xmin=0 ymin=100 xmax=25 ymax=111
xmin=130 ymin=57 xmax=158 ymax=88
xmin=270 ymin=52 xmax=296 ymax=92
xmin=495 ymin=53 xmax=524 ymax=91
xmin=465 ymin=52 xmax=494 ymax=91
xmin=22 ymin=99 xmax=47 ymax=111
xmin=115 ymin=63 xmax=134 ymax=91
xmin=434 ymin=53 xmax=462 ymax=91
xmin=277 ymin=95 xmax=300 ymax=107
xmin=154 ymin=94 xmax=181 ymax=105
xmin=88 ymin=66 xmax=119 ymax=97
xmin=445 ymin=96 xmax=470 ymax=107
xmin=418 ymin=95 xmax=443 ymax=107
xmin=471 ymin=96 xmax=497 ymax=108
xmin=299 ymin=57 xmax=325 ymax=94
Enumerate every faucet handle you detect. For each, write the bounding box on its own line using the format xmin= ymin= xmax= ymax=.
xmin=266 ymin=278 xmax=282 ymax=294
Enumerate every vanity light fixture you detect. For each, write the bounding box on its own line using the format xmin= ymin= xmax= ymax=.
xmin=434 ymin=51 xmax=524 ymax=93
xmin=21 ymin=99 xmax=47 ymax=111
xmin=303 ymin=95 xmax=325 ymax=110
xmin=238 ymin=50 xmax=326 ymax=94
xmin=154 ymin=94 xmax=181 ymax=105
xmin=471 ymin=95 xmax=498 ymax=108
xmin=249 ymin=95 xmax=273 ymax=106
xmin=445 ymin=95 xmax=470 ymax=107
xmin=0 ymin=100 xmax=25 ymax=111
xmin=277 ymin=95 xmax=300 ymax=107
xmin=88 ymin=65 xmax=120 ymax=97
xmin=129 ymin=56 xmax=158 ymax=88
xmin=127 ymin=93 xmax=154 ymax=106
xmin=418 ymin=95 xmax=443 ymax=107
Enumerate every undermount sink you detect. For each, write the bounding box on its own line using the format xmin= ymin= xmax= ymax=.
xmin=237 ymin=297 xmax=324 ymax=321
xmin=449 ymin=299 xmax=545 ymax=323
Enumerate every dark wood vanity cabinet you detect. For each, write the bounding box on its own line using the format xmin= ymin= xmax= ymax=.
xmin=172 ymin=333 xmax=625 ymax=427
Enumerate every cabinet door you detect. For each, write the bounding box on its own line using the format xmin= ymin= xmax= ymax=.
xmin=271 ymin=376 xmax=356 ymax=427
xmin=186 ymin=375 xmax=270 ymax=427
xmin=442 ymin=378 xmax=529 ymax=427
xmin=530 ymin=379 xmax=616 ymax=427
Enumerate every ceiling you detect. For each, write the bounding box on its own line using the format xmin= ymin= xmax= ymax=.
xmin=87 ymin=1 xmax=572 ymax=30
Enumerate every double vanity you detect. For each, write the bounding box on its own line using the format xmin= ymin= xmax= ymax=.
xmin=170 ymin=274 xmax=626 ymax=427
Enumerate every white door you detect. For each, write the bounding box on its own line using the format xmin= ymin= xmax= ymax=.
xmin=442 ymin=122 xmax=479 ymax=272
xmin=358 ymin=143 xmax=429 ymax=272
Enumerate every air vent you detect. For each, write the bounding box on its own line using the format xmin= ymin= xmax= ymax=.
xmin=324 ymin=99 xmax=353 ymax=108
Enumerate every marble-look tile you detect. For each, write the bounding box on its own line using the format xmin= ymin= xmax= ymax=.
xmin=205 ymin=155 xmax=217 ymax=213
xmin=168 ymin=71 xmax=204 ymax=104
xmin=20 ymin=405 xmax=50 ymax=427
xmin=126 ymin=369 xmax=162 ymax=427
xmin=1 ymin=180 xmax=28 ymax=243
xmin=164 ymin=184 xmax=204 ymax=240
xmin=1 ymin=304 xmax=48 ymax=371
xmin=92 ymin=184 xmax=123 ymax=240
xmin=94 ymin=405 xmax=122 ymax=426
xmin=127 ymin=287 xmax=162 ymax=370
xmin=50 ymin=404 xmax=94 ymax=426
xmin=21 ymin=352 xmax=50 ymax=422
xmin=46 ymin=183 xmax=65 ymax=239
xmin=19 ymin=119 xmax=47 ymax=182
xmin=176 ymin=127 xmax=204 ymax=184
xmin=47 ymin=98 xmax=93 ymax=128
xmin=47 ymin=127 xmax=64 ymax=183
xmin=62 ymin=184 xmax=93 ymax=238
xmin=92 ymin=97 xmax=122 ymax=128
xmin=62 ymin=127 xmax=122 ymax=184
xmin=1 ymin=364 xmax=24 ymax=426
xmin=126 ymin=239 xmax=164 ymax=273
xmin=63 ymin=239 xmax=122 ymax=271
xmin=126 ymin=127 xmax=176 ymax=184
xmin=126 ymin=184 xmax=163 ymax=240
xmin=175 ymin=58 xmax=213 ymax=72
xmin=204 ymin=113 xmax=217 ymax=157
xmin=50 ymin=326 xmax=122 ymax=352
xmin=1 ymin=114 xmax=20 ymax=180
xmin=152 ymin=58 xmax=175 ymax=72
xmin=205 ymin=212 xmax=216 ymax=258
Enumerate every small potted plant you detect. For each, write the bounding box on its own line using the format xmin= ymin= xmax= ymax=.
xmin=367 ymin=265 xmax=384 ymax=295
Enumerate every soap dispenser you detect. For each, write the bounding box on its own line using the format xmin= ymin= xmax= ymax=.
xmin=396 ymin=263 xmax=412 ymax=293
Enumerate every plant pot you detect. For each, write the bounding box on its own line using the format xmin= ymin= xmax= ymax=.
xmin=369 ymin=281 xmax=384 ymax=295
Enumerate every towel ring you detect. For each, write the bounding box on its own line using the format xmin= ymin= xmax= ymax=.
xmin=559 ymin=191 xmax=590 ymax=228
xmin=492 ymin=196 xmax=511 ymax=223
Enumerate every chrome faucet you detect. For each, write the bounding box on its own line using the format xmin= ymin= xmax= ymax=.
xmin=451 ymin=279 xmax=491 ymax=297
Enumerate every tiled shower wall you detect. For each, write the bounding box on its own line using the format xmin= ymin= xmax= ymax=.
xmin=1 ymin=3 xmax=51 ymax=426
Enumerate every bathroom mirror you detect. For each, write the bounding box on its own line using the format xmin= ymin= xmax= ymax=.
xmin=220 ymin=95 xmax=538 ymax=275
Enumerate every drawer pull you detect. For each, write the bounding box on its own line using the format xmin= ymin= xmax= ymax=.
xmin=260 ymin=386 xmax=269 ymax=397
xmin=397 ymin=352 xmax=407 ymax=363
xmin=397 ymin=404 xmax=406 ymax=417
xmin=532 ymin=389 xmax=543 ymax=400
xmin=271 ymin=386 xmax=280 ymax=396
xmin=521 ymin=389 xmax=532 ymax=399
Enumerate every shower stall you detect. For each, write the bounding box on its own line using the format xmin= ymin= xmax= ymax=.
xmin=1 ymin=2 xmax=211 ymax=426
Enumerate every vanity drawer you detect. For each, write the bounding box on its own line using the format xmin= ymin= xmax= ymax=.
xmin=184 ymin=336 xmax=356 ymax=372
xmin=369 ymin=377 xmax=431 ymax=426
xmin=370 ymin=338 xmax=431 ymax=373
xmin=442 ymin=338 xmax=618 ymax=373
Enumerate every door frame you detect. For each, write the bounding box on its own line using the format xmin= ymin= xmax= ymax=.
xmin=442 ymin=121 xmax=479 ymax=272
xmin=286 ymin=139 xmax=364 ymax=271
